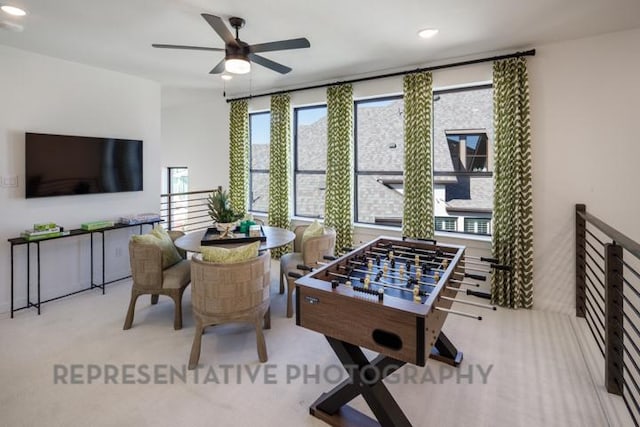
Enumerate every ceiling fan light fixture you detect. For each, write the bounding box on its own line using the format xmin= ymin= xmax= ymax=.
xmin=418 ymin=28 xmax=439 ymax=39
xmin=1 ymin=5 xmax=27 ymax=16
xmin=225 ymin=55 xmax=251 ymax=74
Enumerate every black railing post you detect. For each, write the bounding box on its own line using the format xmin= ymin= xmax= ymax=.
xmin=167 ymin=194 xmax=173 ymax=230
xmin=576 ymin=204 xmax=586 ymax=318
xmin=605 ymin=242 xmax=623 ymax=396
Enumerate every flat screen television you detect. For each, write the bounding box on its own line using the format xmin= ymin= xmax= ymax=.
xmin=25 ymin=133 xmax=143 ymax=198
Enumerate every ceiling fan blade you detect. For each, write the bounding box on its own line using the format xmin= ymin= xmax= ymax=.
xmin=249 ymin=53 xmax=292 ymax=74
xmin=249 ymin=37 xmax=310 ymax=53
xmin=201 ymin=13 xmax=238 ymax=47
xmin=152 ymin=44 xmax=224 ymax=52
xmin=209 ymin=59 xmax=226 ymax=74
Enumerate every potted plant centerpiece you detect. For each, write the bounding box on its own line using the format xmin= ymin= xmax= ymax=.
xmin=207 ymin=188 xmax=243 ymax=238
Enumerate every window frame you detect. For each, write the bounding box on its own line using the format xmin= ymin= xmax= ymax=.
xmin=293 ymin=104 xmax=328 ymax=219
xmin=249 ymin=111 xmax=271 ymax=213
xmin=435 ymin=216 xmax=458 ymax=232
xmin=353 ymin=94 xmax=404 ymax=225
xmin=463 ymin=217 xmax=492 ymax=235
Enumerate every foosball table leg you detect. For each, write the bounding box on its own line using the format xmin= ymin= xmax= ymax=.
xmin=309 ymin=336 xmax=411 ymax=427
xmin=429 ymin=331 xmax=463 ymax=367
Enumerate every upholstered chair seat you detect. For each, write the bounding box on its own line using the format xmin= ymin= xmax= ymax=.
xmin=124 ymin=229 xmax=190 ymax=330
xmin=279 ymin=224 xmax=336 ymax=318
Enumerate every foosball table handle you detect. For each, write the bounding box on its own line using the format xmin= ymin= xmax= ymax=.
xmin=465 ymin=273 xmax=486 ymax=281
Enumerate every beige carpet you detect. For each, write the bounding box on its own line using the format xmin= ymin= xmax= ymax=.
xmin=0 ymin=261 xmax=628 ymax=427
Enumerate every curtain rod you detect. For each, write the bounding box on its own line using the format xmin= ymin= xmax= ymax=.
xmin=226 ymin=49 xmax=535 ymax=103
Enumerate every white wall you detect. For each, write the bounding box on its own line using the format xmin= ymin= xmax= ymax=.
xmin=530 ymin=27 xmax=640 ymax=314
xmin=0 ymin=46 xmax=161 ymax=314
xmin=161 ymin=87 xmax=230 ymax=191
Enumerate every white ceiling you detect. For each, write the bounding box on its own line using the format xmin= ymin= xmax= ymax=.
xmin=1 ymin=0 xmax=640 ymax=97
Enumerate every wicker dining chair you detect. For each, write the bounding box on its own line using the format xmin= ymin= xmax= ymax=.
xmin=279 ymin=225 xmax=336 ymax=318
xmin=188 ymin=250 xmax=271 ymax=369
xmin=124 ymin=230 xmax=190 ymax=330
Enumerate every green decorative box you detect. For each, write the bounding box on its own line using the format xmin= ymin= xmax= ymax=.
xmin=81 ymin=220 xmax=115 ymax=231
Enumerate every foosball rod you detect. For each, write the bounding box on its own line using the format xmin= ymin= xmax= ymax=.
xmin=459 ymin=259 xmax=512 ymax=272
xmin=346 ymin=259 xmax=442 ymax=282
xmin=376 ymin=247 xmax=501 ymax=277
xmin=361 ymin=251 xmax=446 ymax=271
xmin=440 ymin=296 xmax=497 ymax=311
xmin=332 ymin=267 xmax=437 ymax=289
xmin=345 ymin=262 xmax=481 ymax=289
xmin=366 ymin=249 xmax=448 ymax=271
xmin=449 ymin=279 xmax=481 ymax=287
xmin=341 ymin=264 xmax=438 ymax=288
xmin=435 ymin=307 xmax=482 ymax=320
xmin=385 ymin=243 xmax=509 ymax=270
xmin=327 ymin=271 xmax=432 ymax=297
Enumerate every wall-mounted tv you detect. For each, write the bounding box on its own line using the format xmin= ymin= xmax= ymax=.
xmin=25 ymin=133 xmax=143 ymax=198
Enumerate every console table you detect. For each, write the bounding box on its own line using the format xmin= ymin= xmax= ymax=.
xmin=7 ymin=220 xmax=160 ymax=318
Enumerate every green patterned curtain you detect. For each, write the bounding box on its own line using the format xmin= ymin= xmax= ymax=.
xmin=267 ymin=94 xmax=292 ymax=258
xmin=228 ymin=100 xmax=249 ymax=215
xmin=491 ymin=57 xmax=533 ymax=309
xmin=324 ymin=84 xmax=354 ymax=251
xmin=402 ymin=72 xmax=434 ymax=239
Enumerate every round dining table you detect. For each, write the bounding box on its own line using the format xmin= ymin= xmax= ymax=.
xmin=174 ymin=225 xmax=295 ymax=253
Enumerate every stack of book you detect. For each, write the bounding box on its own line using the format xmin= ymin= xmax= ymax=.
xmin=119 ymin=213 xmax=161 ymax=225
xmin=21 ymin=223 xmax=69 ymax=241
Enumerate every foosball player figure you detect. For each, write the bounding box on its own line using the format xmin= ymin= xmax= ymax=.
xmin=415 ymin=255 xmax=420 ymax=268
xmin=416 ymin=269 xmax=422 ymax=281
xmin=383 ymin=262 xmax=389 ymax=277
xmin=399 ymin=264 xmax=405 ymax=279
xmin=413 ymin=285 xmax=421 ymax=303
xmin=434 ymin=271 xmax=440 ymax=282
xmin=368 ymin=260 xmax=373 ymax=272
xmin=364 ymin=275 xmax=370 ymax=290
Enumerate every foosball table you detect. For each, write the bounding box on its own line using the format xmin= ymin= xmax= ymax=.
xmin=295 ymin=236 xmax=500 ymax=427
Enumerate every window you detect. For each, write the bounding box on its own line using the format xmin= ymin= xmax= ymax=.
xmin=249 ymin=112 xmax=270 ymax=213
xmin=354 ymin=96 xmax=404 ymax=224
xmin=294 ymin=105 xmax=327 ymax=218
xmin=435 ymin=216 xmax=457 ymax=232
xmin=164 ymin=167 xmax=188 ymax=229
xmin=167 ymin=167 xmax=188 ymax=194
xmin=248 ymin=85 xmax=493 ymax=237
xmin=446 ymin=132 xmax=489 ymax=172
xmin=433 ymin=85 xmax=493 ymax=235
xmin=464 ymin=218 xmax=491 ymax=235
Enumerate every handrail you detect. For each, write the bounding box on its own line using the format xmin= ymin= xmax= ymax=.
xmin=577 ymin=209 xmax=640 ymax=259
xmin=160 ymin=189 xmax=216 ymax=198
xmin=576 ymin=203 xmax=640 ymax=426
xmin=160 ymin=189 xmax=217 ymax=232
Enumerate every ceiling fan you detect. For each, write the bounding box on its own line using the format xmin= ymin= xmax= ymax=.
xmin=152 ymin=14 xmax=310 ymax=75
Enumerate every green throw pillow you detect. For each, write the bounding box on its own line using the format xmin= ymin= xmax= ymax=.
xmin=200 ymin=241 xmax=260 ymax=263
xmin=302 ymin=220 xmax=325 ymax=246
xmin=131 ymin=226 xmax=182 ymax=269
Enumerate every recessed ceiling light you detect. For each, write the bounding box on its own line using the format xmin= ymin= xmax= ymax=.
xmin=1 ymin=5 xmax=27 ymax=16
xmin=221 ymin=74 xmax=233 ymax=81
xmin=418 ymin=28 xmax=439 ymax=39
